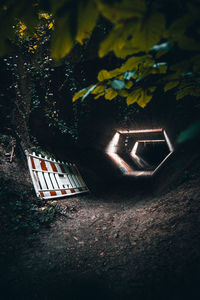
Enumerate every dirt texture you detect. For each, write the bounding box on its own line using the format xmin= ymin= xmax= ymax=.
xmin=0 ymin=142 xmax=32 ymax=191
xmin=1 ymin=170 xmax=200 ymax=300
xmin=0 ymin=138 xmax=200 ymax=300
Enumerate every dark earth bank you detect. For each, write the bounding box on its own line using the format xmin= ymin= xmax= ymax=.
xmin=0 ymin=142 xmax=200 ymax=300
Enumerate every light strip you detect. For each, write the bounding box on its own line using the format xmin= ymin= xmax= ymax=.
xmin=106 ymin=132 xmax=120 ymax=153
xmin=130 ymin=142 xmax=148 ymax=168
xmin=136 ymin=139 xmax=165 ymax=143
xmin=130 ymin=153 xmax=150 ymax=168
xmin=124 ymin=170 xmax=154 ymax=176
xmin=131 ymin=142 xmax=139 ymax=155
xmin=163 ymin=130 xmax=174 ymax=152
xmin=152 ymin=152 xmax=173 ymax=175
xmin=118 ymin=128 xmax=163 ymax=134
xmin=107 ymin=152 xmax=133 ymax=174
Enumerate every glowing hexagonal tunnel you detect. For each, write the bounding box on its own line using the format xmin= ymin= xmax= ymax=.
xmin=106 ymin=129 xmax=174 ymax=176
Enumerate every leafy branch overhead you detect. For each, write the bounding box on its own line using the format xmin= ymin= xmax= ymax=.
xmin=59 ymin=0 xmax=200 ymax=142
xmin=1 ymin=0 xmax=200 ymax=107
xmin=0 ymin=0 xmax=99 ymax=59
xmin=71 ymin=0 xmax=200 ymax=107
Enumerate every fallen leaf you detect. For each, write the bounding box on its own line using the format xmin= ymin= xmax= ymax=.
xmin=131 ymin=241 xmax=137 ymax=246
xmin=78 ymin=241 xmax=84 ymax=245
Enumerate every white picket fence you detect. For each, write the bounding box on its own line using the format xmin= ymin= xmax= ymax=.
xmin=25 ymin=151 xmax=89 ymax=200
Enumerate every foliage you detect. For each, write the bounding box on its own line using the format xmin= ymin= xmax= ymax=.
xmin=0 ymin=177 xmax=69 ymax=237
xmin=0 ymin=0 xmax=99 ymax=59
xmin=1 ymin=0 xmax=200 ymax=111
xmin=1 ymin=8 xmax=79 ymax=140
xmin=177 ymin=120 xmax=200 ymax=143
xmin=0 ymin=135 xmax=12 ymax=148
xmin=72 ymin=0 xmax=200 ymax=107
xmin=0 ymin=179 xmax=51 ymax=234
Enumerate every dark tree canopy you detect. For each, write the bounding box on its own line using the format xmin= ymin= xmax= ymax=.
xmin=1 ymin=0 xmax=200 ymax=146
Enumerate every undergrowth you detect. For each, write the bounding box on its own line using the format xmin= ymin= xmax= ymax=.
xmin=0 ymin=177 xmax=62 ymax=236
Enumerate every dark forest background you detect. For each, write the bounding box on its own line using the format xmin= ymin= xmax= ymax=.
xmin=0 ymin=1 xmax=200 ymax=300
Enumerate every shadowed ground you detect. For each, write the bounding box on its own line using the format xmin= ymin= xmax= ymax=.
xmin=1 ymin=169 xmax=200 ymax=300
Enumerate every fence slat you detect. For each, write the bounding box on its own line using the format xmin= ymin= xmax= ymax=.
xmin=70 ymin=164 xmax=82 ymax=187
xmin=26 ymin=150 xmax=89 ymax=200
xmin=68 ymin=164 xmax=80 ymax=189
xmin=33 ymin=158 xmax=48 ymax=190
xmin=63 ymin=164 xmax=78 ymax=189
xmin=45 ymin=161 xmax=59 ymax=189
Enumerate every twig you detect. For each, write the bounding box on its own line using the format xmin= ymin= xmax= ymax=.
xmin=89 ymin=218 xmax=100 ymax=227
xmin=10 ymin=145 xmax=16 ymax=162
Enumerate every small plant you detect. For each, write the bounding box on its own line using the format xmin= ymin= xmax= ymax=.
xmin=0 ymin=134 xmax=11 ymax=147
xmin=0 ymin=177 xmax=60 ymax=236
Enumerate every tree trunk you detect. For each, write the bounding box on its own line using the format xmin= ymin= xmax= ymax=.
xmin=12 ymin=52 xmax=32 ymax=149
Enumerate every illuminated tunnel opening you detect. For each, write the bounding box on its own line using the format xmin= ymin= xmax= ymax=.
xmin=136 ymin=142 xmax=170 ymax=168
xmin=106 ymin=128 xmax=174 ymax=176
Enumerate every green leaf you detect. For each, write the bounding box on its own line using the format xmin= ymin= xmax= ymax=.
xmin=177 ymin=120 xmax=200 ymax=143
xmin=153 ymin=62 xmax=167 ymax=74
xmin=98 ymin=69 xmax=112 ymax=81
xmin=98 ymin=20 xmax=139 ymax=58
xmin=97 ymin=0 xmax=146 ymax=23
xmin=113 ymin=21 xmax=140 ymax=56
xmin=164 ymin=81 xmax=179 ymax=92
xmin=110 ymin=80 xmax=125 ymax=90
xmin=76 ymin=0 xmax=99 ymax=44
xmin=114 ymin=41 xmax=140 ymax=58
xmin=109 ymin=68 xmax=123 ymax=78
xmin=94 ymin=92 xmax=104 ymax=100
xmin=132 ymin=13 xmax=166 ymax=52
xmin=176 ymin=87 xmax=193 ymax=100
xmin=126 ymin=87 xmax=154 ymax=107
xmin=155 ymin=50 xmax=169 ymax=59
xmin=72 ymin=88 xmax=87 ymax=102
xmin=98 ymin=4 xmax=144 ymax=58
xmin=82 ymin=84 xmax=97 ymax=101
xmin=137 ymin=90 xmax=153 ymax=108
xmin=118 ymin=90 xmax=129 ymax=97
xmin=98 ymin=25 xmax=124 ymax=58
xmin=125 ymin=81 xmax=133 ymax=89
xmin=123 ymin=70 xmax=137 ymax=80
xmin=51 ymin=15 xmax=73 ymax=60
xmin=121 ymin=55 xmax=147 ymax=72
xmin=126 ymin=88 xmax=141 ymax=106
xmin=91 ymin=85 xmax=106 ymax=94
xmin=105 ymin=88 xmax=118 ymax=100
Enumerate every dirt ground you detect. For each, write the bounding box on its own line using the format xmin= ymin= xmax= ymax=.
xmin=0 ymin=140 xmax=200 ymax=300
xmin=1 ymin=170 xmax=200 ymax=300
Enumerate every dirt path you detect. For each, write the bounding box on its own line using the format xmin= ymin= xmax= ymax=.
xmin=1 ymin=174 xmax=200 ymax=300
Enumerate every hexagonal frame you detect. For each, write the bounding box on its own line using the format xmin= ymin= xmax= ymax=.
xmin=106 ymin=128 xmax=174 ymax=176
